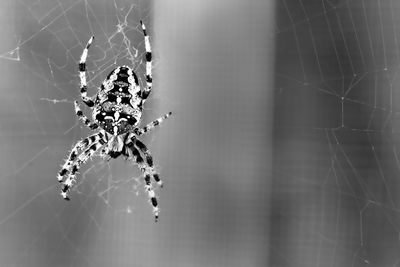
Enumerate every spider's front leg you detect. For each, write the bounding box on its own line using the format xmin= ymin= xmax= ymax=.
xmin=133 ymin=138 xmax=163 ymax=187
xmin=126 ymin=141 xmax=160 ymax=221
xmin=58 ymin=132 xmax=105 ymax=183
xmin=58 ymin=132 xmax=106 ymax=200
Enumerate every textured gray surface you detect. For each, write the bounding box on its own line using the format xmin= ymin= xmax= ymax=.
xmin=272 ymin=1 xmax=400 ymax=266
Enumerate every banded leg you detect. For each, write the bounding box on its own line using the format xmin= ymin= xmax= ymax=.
xmin=134 ymin=138 xmax=163 ymax=187
xmin=126 ymin=142 xmax=159 ymax=221
xmin=134 ymin=112 xmax=172 ymax=136
xmin=74 ymin=101 xmax=99 ymax=130
xmin=61 ymin=138 xmax=106 ymax=200
xmin=58 ymin=131 xmax=106 ymax=183
xmin=140 ymin=21 xmax=152 ymax=101
xmin=79 ymin=36 xmax=95 ymax=107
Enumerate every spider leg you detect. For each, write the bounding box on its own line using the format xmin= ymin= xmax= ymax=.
xmin=58 ymin=131 xmax=106 ymax=183
xmin=134 ymin=112 xmax=172 ymax=136
xmin=133 ymin=138 xmax=163 ymax=187
xmin=61 ymin=137 xmax=106 ymax=200
xmin=79 ymin=36 xmax=95 ymax=107
xmin=140 ymin=21 xmax=152 ymax=101
xmin=126 ymin=142 xmax=160 ymax=221
xmin=74 ymin=101 xmax=99 ymax=130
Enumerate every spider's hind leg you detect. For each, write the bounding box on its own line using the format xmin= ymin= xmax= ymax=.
xmin=74 ymin=101 xmax=99 ymax=130
xmin=79 ymin=36 xmax=96 ymax=107
xmin=139 ymin=21 xmax=153 ymax=101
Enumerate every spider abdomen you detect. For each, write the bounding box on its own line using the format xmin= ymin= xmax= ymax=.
xmin=92 ymin=66 xmax=143 ymax=136
xmin=94 ymin=103 xmax=142 ymax=135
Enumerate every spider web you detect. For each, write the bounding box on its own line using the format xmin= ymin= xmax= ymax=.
xmin=6 ymin=0 xmax=400 ymax=266
xmin=272 ymin=0 xmax=400 ymax=266
xmin=0 ymin=0 xmax=274 ymax=267
xmin=0 ymin=0 xmax=163 ymax=266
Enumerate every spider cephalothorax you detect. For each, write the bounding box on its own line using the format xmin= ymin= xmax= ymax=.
xmin=57 ymin=21 xmax=171 ymax=221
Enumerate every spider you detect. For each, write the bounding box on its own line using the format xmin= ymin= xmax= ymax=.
xmin=57 ymin=21 xmax=171 ymax=221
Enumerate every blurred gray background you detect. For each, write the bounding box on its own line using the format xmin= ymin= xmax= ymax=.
xmin=1 ymin=0 xmax=400 ymax=267
xmin=0 ymin=0 xmax=271 ymax=267
xmin=273 ymin=1 xmax=400 ymax=267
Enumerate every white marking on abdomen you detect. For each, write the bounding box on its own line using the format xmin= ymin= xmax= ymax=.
xmin=114 ymin=111 xmax=120 ymax=121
